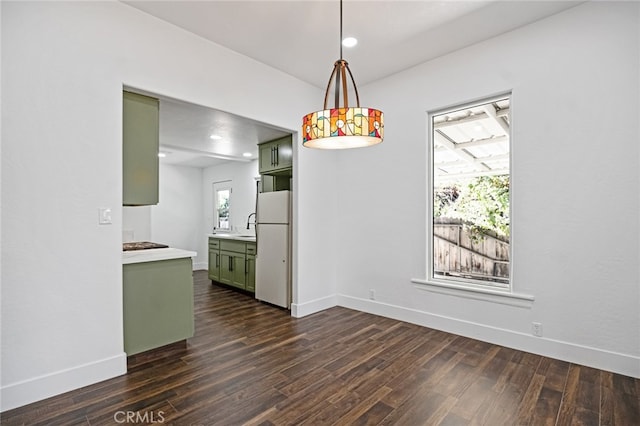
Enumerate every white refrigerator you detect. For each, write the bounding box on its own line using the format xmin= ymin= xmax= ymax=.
xmin=255 ymin=190 xmax=291 ymax=308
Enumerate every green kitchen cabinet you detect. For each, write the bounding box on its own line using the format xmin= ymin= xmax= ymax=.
xmin=260 ymin=175 xmax=291 ymax=193
xmin=208 ymin=238 xmax=221 ymax=285
xmin=245 ymin=255 xmax=256 ymax=292
xmin=246 ymin=243 xmax=256 ymax=292
xmin=123 ymin=91 xmax=159 ymax=206
xmin=123 ymin=258 xmax=194 ymax=355
xmin=208 ymin=237 xmax=256 ymax=293
xmin=219 ymin=251 xmax=246 ymax=289
xmin=208 ymin=239 xmax=221 ymax=282
xmin=259 ymin=135 xmax=293 ymax=176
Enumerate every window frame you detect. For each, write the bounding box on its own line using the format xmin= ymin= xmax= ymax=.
xmin=214 ymin=182 xmax=232 ymax=232
xmin=426 ymin=93 xmax=513 ymax=293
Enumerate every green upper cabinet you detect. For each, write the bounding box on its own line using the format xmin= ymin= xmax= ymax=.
xmin=123 ymin=91 xmax=159 ymax=206
xmin=260 ymin=175 xmax=291 ymax=193
xmin=258 ymin=135 xmax=293 ymax=176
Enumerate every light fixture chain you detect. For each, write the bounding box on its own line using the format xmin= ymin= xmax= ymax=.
xmin=339 ymin=0 xmax=343 ymax=60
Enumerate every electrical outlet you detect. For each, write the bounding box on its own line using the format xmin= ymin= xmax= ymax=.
xmin=369 ymin=289 xmax=375 ymax=300
xmin=98 ymin=207 xmax=112 ymax=225
xmin=532 ymin=322 xmax=543 ymax=337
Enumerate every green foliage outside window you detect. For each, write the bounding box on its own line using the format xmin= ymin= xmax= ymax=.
xmin=218 ymin=198 xmax=229 ymax=219
xmin=435 ymin=175 xmax=510 ymax=239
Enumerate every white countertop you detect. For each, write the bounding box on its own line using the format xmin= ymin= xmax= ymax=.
xmin=208 ymin=233 xmax=256 ymax=243
xmin=122 ymin=248 xmax=198 ymax=265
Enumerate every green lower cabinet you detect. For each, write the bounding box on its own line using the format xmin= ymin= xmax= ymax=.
xmin=208 ymin=238 xmax=256 ymax=293
xmin=123 ymin=258 xmax=194 ymax=356
xmin=208 ymin=250 xmax=220 ymax=281
xmin=220 ymin=251 xmax=246 ymax=289
xmin=246 ymin=254 xmax=256 ymax=292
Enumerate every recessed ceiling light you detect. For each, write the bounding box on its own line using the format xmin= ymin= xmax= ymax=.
xmin=158 ymin=152 xmax=167 ymax=158
xmin=209 ymin=134 xmax=223 ymax=140
xmin=342 ymin=37 xmax=358 ymax=48
xmin=242 ymin=152 xmax=252 ymax=158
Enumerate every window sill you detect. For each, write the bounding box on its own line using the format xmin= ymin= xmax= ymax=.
xmin=411 ymin=278 xmax=534 ymax=308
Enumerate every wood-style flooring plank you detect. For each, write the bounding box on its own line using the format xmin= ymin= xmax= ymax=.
xmin=1 ymin=270 xmax=638 ymax=425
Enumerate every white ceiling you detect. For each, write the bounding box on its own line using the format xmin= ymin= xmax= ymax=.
xmin=121 ymin=0 xmax=581 ymax=168
xmin=157 ymin=95 xmax=290 ymax=167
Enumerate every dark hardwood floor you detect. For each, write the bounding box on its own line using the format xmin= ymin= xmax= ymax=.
xmin=2 ymin=270 xmax=638 ymax=425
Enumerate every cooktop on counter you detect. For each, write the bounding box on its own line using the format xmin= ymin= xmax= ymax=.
xmin=123 ymin=242 xmax=169 ymax=251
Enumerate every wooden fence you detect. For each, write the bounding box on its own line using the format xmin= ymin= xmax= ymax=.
xmin=433 ymin=219 xmax=509 ymax=284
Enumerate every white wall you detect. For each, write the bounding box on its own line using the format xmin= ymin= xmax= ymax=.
xmin=201 ymin=160 xmax=260 ymax=265
xmin=203 ymin=160 xmax=259 ymax=234
xmin=122 ymin=164 xmax=203 ymax=268
xmin=122 ymin=206 xmax=151 ymax=242
xmin=0 ymin=1 xmax=334 ymax=411
xmin=151 ymin=164 xmax=204 ymax=267
xmin=292 ymin=148 xmax=339 ymax=316
xmin=334 ymin=2 xmax=640 ymax=378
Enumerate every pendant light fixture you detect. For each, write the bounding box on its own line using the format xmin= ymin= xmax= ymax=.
xmin=302 ymin=0 xmax=384 ymax=149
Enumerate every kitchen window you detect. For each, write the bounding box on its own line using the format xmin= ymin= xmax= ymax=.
xmin=214 ymin=183 xmax=232 ymax=231
xmin=428 ymin=94 xmax=511 ymax=291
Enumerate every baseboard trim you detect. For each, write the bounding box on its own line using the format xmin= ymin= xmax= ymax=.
xmin=192 ymin=262 xmax=208 ymax=271
xmin=1 ymin=352 xmax=127 ymax=412
xmin=291 ymin=294 xmax=337 ymax=318
xmin=337 ymin=294 xmax=640 ymax=378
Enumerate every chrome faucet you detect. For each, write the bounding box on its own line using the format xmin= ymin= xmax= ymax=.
xmin=246 ymin=212 xmax=256 ymax=229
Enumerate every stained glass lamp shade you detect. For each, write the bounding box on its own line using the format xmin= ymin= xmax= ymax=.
xmin=302 ymin=105 xmax=384 ymax=149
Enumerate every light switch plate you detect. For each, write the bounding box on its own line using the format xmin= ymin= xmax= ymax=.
xmin=99 ymin=208 xmax=112 ymax=225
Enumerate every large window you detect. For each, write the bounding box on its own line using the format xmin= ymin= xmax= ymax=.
xmin=429 ymin=95 xmax=511 ymax=289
